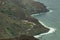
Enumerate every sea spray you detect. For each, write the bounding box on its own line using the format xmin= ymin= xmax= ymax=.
xmin=34 ymin=20 xmax=56 ymax=38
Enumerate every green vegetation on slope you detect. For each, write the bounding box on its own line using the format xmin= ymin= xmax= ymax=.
xmin=0 ymin=0 xmax=49 ymax=39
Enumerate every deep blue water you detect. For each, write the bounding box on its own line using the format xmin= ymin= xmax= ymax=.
xmin=34 ymin=0 xmax=60 ymax=40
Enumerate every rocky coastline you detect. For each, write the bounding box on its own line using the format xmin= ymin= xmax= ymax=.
xmin=0 ymin=0 xmax=49 ymax=40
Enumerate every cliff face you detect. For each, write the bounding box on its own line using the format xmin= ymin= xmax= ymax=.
xmin=0 ymin=0 xmax=49 ymax=40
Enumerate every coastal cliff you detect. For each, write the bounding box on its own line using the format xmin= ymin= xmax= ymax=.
xmin=0 ymin=0 xmax=49 ymax=40
xmin=10 ymin=0 xmax=49 ymax=14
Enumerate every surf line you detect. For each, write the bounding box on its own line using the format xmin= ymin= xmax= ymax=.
xmin=34 ymin=20 xmax=56 ymax=38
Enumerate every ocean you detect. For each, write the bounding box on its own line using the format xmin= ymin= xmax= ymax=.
xmin=33 ymin=0 xmax=60 ymax=40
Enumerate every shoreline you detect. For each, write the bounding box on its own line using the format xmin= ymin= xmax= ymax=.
xmin=34 ymin=10 xmax=56 ymax=38
xmin=34 ymin=20 xmax=56 ymax=38
xmin=0 ymin=0 xmax=54 ymax=40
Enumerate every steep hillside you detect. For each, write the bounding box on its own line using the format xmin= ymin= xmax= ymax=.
xmin=0 ymin=0 xmax=49 ymax=39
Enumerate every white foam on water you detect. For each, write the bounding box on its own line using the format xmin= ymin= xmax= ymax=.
xmin=49 ymin=10 xmax=53 ymax=13
xmin=31 ymin=10 xmax=53 ymax=17
xmin=31 ymin=13 xmax=39 ymax=17
xmin=34 ymin=21 xmax=56 ymax=38
xmin=47 ymin=10 xmax=53 ymax=14
xmin=47 ymin=7 xmax=53 ymax=13
xmin=31 ymin=7 xmax=55 ymax=38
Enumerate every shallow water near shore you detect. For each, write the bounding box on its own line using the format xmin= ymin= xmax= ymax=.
xmin=33 ymin=10 xmax=56 ymax=39
xmin=34 ymin=19 xmax=56 ymax=38
xmin=33 ymin=0 xmax=60 ymax=40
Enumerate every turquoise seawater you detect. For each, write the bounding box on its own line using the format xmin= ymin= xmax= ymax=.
xmin=34 ymin=0 xmax=60 ymax=40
